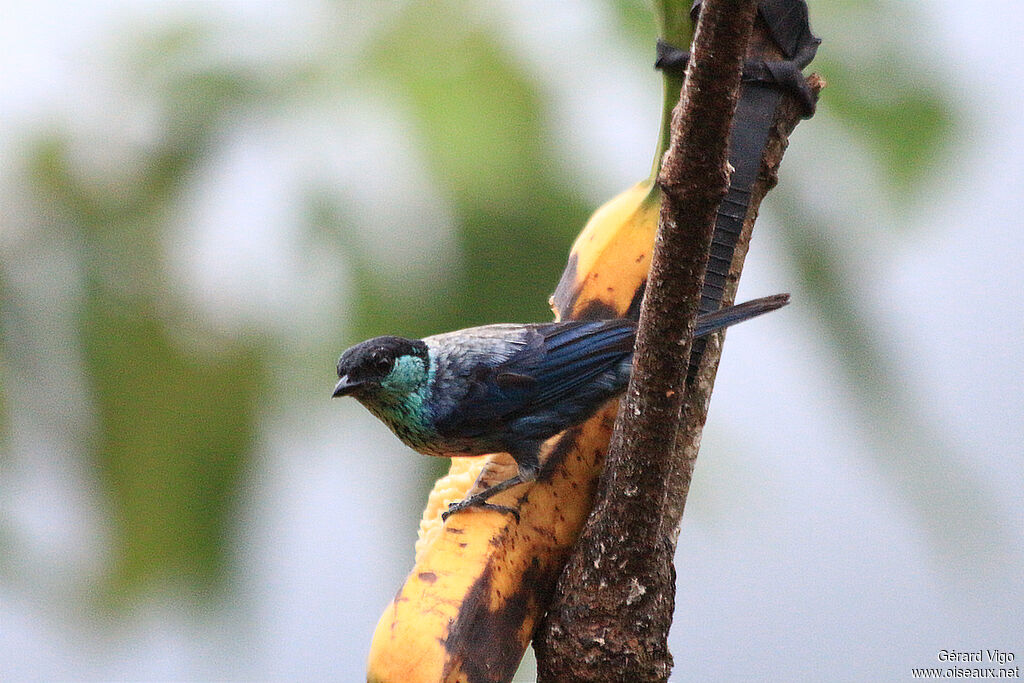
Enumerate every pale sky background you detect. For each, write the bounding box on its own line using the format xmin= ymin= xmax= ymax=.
xmin=1 ymin=1 xmax=1022 ymax=681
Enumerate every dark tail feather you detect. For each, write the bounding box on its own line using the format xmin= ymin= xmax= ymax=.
xmin=693 ymin=293 xmax=790 ymax=338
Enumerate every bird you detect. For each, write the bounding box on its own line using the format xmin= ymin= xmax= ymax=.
xmin=332 ymin=293 xmax=789 ymax=520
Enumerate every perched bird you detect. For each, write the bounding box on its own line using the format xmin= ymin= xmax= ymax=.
xmin=333 ymin=293 xmax=788 ymax=520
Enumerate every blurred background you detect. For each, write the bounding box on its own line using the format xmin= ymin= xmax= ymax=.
xmin=1 ymin=0 xmax=1021 ymax=680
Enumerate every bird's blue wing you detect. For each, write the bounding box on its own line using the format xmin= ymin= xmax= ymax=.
xmin=437 ymin=320 xmax=634 ymax=436
xmin=499 ymin=319 xmax=635 ymax=417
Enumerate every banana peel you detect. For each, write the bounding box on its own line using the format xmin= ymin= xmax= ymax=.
xmin=366 ymin=181 xmax=661 ymax=683
xmin=550 ymin=182 xmax=661 ymax=323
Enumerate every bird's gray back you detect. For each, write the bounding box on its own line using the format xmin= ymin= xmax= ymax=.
xmin=422 ymin=324 xmax=540 ymax=435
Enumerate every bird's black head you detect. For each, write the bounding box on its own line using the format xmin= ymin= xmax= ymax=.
xmin=333 ymin=335 xmax=429 ymax=398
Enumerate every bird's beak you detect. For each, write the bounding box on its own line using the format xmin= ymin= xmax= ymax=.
xmin=332 ymin=375 xmax=364 ymax=398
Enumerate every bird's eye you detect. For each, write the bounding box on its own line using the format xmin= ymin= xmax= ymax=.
xmin=374 ymin=356 xmax=393 ymax=374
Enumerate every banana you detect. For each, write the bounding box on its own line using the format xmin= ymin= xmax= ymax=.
xmin=550 ymin=181 xmax=661 ymax=322
xmin=366 ymin=181 xmax=662 ymax=683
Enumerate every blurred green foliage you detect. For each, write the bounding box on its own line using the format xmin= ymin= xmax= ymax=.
xmin=778 ymin=199 xmax=1004 ymax=560
xmin=82 ymin=290 xmax=262 ymax=594
xmin=813 ymin=0 xmax=954 ymax=192
xmin=23 ymin=73 xmax=270 ymax=593
xmin=0 ymin=273 xmax=7 ymax=451
xmin=353 ymin=0 xmax=591 ymax=336
xmin=0 ymin=0 xmax=964 ymax=602
xmin=817 ymin=52 xmax=951 ymax=192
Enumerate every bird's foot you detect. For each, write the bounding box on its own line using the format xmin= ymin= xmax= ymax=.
xmin=442 ymin=498 xmax=520 ymax=523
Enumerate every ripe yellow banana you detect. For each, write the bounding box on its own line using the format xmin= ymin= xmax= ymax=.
xmin=550 ymin=181 xmax=661 ymax=322
xmin=365 ymin=180 xmax=662 ymax=683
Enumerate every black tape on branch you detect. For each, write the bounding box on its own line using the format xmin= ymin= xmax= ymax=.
xmin=755 ymin=0 xmax=820 ymax=66
xmin=655 ymin=41 xmax=817 ymax=116
xmin=690 ymin=0 xmax=820 ymax=66
xmin=661 ymin=0 xmax=819 ymax=382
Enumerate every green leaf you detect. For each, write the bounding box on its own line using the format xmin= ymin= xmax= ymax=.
xmin=815 ymin=54 xmax=954 ymax=194
xmin=82 ymin=287 xmax=263 ymax=595
xmin=356 ymin=1 xmax=593 ymax=330
xmin=22 ymin=43 xmax=272 ymax=597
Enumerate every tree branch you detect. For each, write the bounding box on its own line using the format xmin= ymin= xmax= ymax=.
xmin=534 ymin=1 xmax=759 ymax=680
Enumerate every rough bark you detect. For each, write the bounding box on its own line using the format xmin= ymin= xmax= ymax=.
xmin=534 ymin=1 xmax=759 ymax=680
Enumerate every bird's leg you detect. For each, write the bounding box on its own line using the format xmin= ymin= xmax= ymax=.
xmin=442 ymin=450 xmax=540 ymax=522
xmin=441 ymin=474 xmax=527 ymax=522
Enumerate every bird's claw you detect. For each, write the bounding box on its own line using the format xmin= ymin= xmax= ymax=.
xmin=442 ymin=499 xmax=520 ymax=523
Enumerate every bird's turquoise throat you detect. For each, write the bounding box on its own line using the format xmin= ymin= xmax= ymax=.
xmin=359 ymin=355 xmax=437 ymax=452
